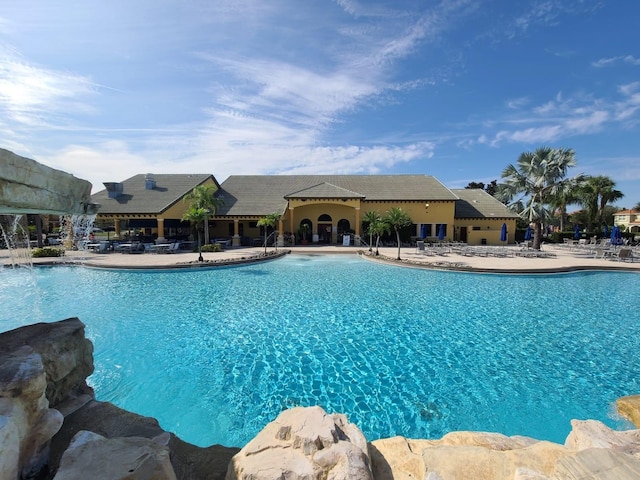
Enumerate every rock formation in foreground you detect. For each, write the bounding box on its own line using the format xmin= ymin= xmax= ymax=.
xmin=2 ymin=318 xmax=640 ymax=479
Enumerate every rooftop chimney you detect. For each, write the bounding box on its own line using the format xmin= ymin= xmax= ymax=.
xmin=103 ymin=182 xmax=123 ymax=199
xmin=145 ymin=173 xmax=156 ymax=190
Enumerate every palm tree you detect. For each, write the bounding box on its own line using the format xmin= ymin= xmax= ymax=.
xmin=577 ymin=176 xmax=624 ymax=232
xmin=182 ymin=205 xmax=207 ymax=262
xmin=548 ymin=185 xmax=581 ymax=233
xmin=183 ymin=185 xmax=224 ymax=245
xmin=369 ymin=218 xmax=390 ymax=256
xmin=635 ymin=202 xmax=640 ymax=212
xmin=362 ymin=210 xmax=382 ymax=252
xmin=383 ymin=207 xmax=412 ymax=260
xmin=257 ymin=212 xmax=281 ymax=254
xmin=497 ymin=146 xmax=583 ymax=250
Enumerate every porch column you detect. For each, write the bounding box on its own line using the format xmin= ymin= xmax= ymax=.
xmin=232 ymin=219 xmax=241 ymax=246
xmin=156 ymin=217 xmax=166 ymax=242
xmin=277 ymin=218 xmax=284 ymax=247
xmin=354 ymin=207 xmax=361 ymax=246
xmin=289 ymin=207 xmax=295 ymax=244
xmin=114 ymin=218 xmax=121 ymax=238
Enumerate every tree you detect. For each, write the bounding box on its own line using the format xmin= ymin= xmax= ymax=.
xmin=635 ymin=202 xmax=640 ymax=212
xmin=548 ymin=186 xmax=581 ymax=233
xmin=465 ymin=180 xmax=499 ymax=197
xmin=497 ymin=146 xmax=583 ymax=250
xmin=362 ymin=210 xmax=382 ymax=252
xmin=577 ymin=175 xmax=624 ymax=231
xmin=257 ymin=212 xmax=281 ymax=254
xmin=183 ymin=185 xmax=224 ymax=245
xmin=383 ymin=207 xmax=412 ymax=260
xmin=369 ymin=218 xmax=390 ymax=256
xmin=182 ymin=205 xmax=207 ymax=262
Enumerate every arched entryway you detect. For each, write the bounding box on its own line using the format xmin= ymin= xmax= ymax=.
xmin=337 ymin=218 xmax=351 ymax=245
xmin=299 ymin=219 xmax=313 ymax=244
xmin=317 ymin=214 xmax=332 ymax=244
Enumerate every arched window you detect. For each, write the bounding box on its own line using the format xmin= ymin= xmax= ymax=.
xmin=337 ymin=219 xmax=350 ymax=233
xmin=318 ymin=214 xmax=332 ymax=222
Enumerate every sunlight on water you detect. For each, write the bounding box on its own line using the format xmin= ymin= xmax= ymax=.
xmin=1 ymin=255 xmax=639 ymax=447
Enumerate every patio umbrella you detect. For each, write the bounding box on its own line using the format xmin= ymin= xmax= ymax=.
xmin=524 ymin=225 xmax=532 ymax=241
xmin=573 ymin=225 xmax=580 ymax=240
xmin=603 ymin=225 xmax=609 ymax=238
xmin=610 ymin=226 xmax=622 ymax=245
xmin=437 ymin=224 xmax=445 ymax=241
xmin=500 ymin=223 xmax=507 ymax=243
xmin=420 ymin=223 xmax=427 ymax=239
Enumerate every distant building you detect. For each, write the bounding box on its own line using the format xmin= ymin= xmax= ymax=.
xmin=92 ymin=174 xmax=518 ymax=246
xmin=613 ymin=209 xmax=640 ymax=233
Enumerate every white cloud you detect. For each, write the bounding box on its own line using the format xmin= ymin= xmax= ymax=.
xmin=592 ymin=55 xmax=640 ymax=68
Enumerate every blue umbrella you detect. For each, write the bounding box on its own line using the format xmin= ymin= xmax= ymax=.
xmin=573 ymin=225 xmax=580 ymax=240
xmin=603 ymin=225 xmax=609 ymax=238
xmin=500 ymin=223 xmax=507 ymax=243
xmin=420 ymin=223 xmax=427 ymax=239
xmin=610 ymin=226 xmax=622 ymax=245
xmin=524 ymin=225 xmax=532 ymax=241
xmin=437 ymin=223 xmax=445 ymax=241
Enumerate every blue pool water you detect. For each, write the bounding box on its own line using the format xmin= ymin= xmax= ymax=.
xmin=1 ymin=254 xmax=639 ymax=447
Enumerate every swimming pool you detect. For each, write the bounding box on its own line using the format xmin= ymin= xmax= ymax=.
xmin=1 ymin=254 xmax=639 ymax=447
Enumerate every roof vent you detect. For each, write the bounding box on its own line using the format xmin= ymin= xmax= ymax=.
xmin=103 ymin=182 xmax=123 ymax=199
xmin=145 ymin=173 xmax=156 ymax=190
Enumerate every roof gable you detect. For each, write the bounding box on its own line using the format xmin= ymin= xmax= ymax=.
xmin=452 ymin=189 xmax=518 ymax=219
xmin=92 ymin=174 xmax=217 ymax=215
xmin=285 ymin=182 xmax=365 ymax=199
xmin=216 ymin=175 xmax=458 ymax=216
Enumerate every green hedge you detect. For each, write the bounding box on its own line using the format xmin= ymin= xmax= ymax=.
xmin=32 ymin=247 xmax=65 ymax=258
xmin=200 ymin=243 xmax=223 ymax=253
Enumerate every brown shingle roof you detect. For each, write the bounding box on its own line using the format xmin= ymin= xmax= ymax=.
xmin=216 ymin=175 xmax=458 ymax=216
xmin=452 ymin=189 xmax=518 ymax=219
xmin=92 ymin=174 xmax=217 ymax=215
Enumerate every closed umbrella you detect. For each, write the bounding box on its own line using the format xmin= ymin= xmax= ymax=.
xmin=610 ymin=226 xmax=622 ymax=245
xmin=437 ymin=224 xmax=445 ymax=241
xmin=500 ymin=223 xmax=507 ymax=243
xmin=573 ymin=225 xmax=580 ymax=240
xmin=603 ymin=225 xmax=609 ymax=238
xmin=420 ymin=223 xmax=427 ymax=239
xmin=524 ymin=226 xmax=532 ymax=241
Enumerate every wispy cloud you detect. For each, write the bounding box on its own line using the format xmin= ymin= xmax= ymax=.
xmin=592 ymin=55 xmax=640 ymax=68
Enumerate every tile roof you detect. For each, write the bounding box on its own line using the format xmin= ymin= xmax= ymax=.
xmin=216 ymin=175 xmax=458 ymax=216
xmin=92 ymin=174 xmax=216 ymax=215
xmin=452 ymin=189 xmax=519 ymax=219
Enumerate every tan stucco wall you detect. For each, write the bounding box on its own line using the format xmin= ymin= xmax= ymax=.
xmin=456 ymin=218 xmax=517 ymax=245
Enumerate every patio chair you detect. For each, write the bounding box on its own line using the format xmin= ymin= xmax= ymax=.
xmin=416 ymin=240 xmax=425 ymax=253
xmin=167 ymin=242 xmax=181 ymax=254
xmin=616 ymin=248 xmax=635 ymax=262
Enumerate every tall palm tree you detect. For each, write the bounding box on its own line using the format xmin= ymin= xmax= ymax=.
xmin=182 ymin=205 xmax=207 ymax=262
xmin=369 ymin=218 xmax=390 ymax=256
xmin=257 ymin=212 xmax=281 ymax=254
xmin=548 ymin=185 xmax=581 ymax=233
xmin=497 ymin=146 xmax=583 ymax=250
xmin=362 ymin=210 xmax=382 ymax=252
xmin=634 ymin=202 xmax=640 ymax=212
xmin=183 ymin=185 xmax=224 ymax=245
xmin=577 ymin=176 xmax=624 ymax=231
xmin=383 ymin=207 xmax=412 ymax=260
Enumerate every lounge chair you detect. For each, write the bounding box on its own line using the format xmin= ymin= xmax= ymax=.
xmin=616 ymin=248 xmax=635 ymax=262
xmin=167 ymin=242 xmax=181 ymax=254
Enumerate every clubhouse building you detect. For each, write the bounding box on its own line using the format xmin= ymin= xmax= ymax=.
xmin=91 ymin=173 xmax=518 ymax=247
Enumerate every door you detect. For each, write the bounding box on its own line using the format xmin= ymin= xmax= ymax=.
xmin=318 ymin=223 xmax=332 ymax=244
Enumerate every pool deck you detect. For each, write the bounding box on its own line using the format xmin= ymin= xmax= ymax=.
xmin=3 ymin=244 xmax=639 ymax=273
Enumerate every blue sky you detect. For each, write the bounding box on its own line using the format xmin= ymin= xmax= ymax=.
xmin=1 ymin=0 xmax=639 ymax=206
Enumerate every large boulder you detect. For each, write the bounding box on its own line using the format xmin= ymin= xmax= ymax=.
xmin=0 ymin=345 xmax=64 ymax=479
xmin=370 ymin=421 xmax=640 ymax=480
xmin=618 ymin=395 xmax=640 ymax=428
xmin=53 ymin=430 xmax=176 ymax=480
xmin=225 ymin=406 xmax=372 ymax=480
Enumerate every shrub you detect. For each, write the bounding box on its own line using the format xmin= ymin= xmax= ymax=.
xmin=200 ymin=243 xmax=222 ymax=252
xmin=32 ymin=247 xmax=65 ymax=258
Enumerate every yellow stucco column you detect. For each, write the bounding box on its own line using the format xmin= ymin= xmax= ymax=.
xmin=289 ymin=207 xmax=295 ymax=244
xmin=232 ymin=219 xmax=241 ymax=246
xmin=156 ymin=217 xmax=165 ymax=242
xmin=277 ymin=218 xmax=284 ymax=247
xmin=114 ymin=218 xmax=121 ymax=238
xmin=354 ymin=207 xmax=361 ymax=246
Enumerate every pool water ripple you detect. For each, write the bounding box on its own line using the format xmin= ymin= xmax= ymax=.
xmin=1 ymin=255 xmax=639 ymax=447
